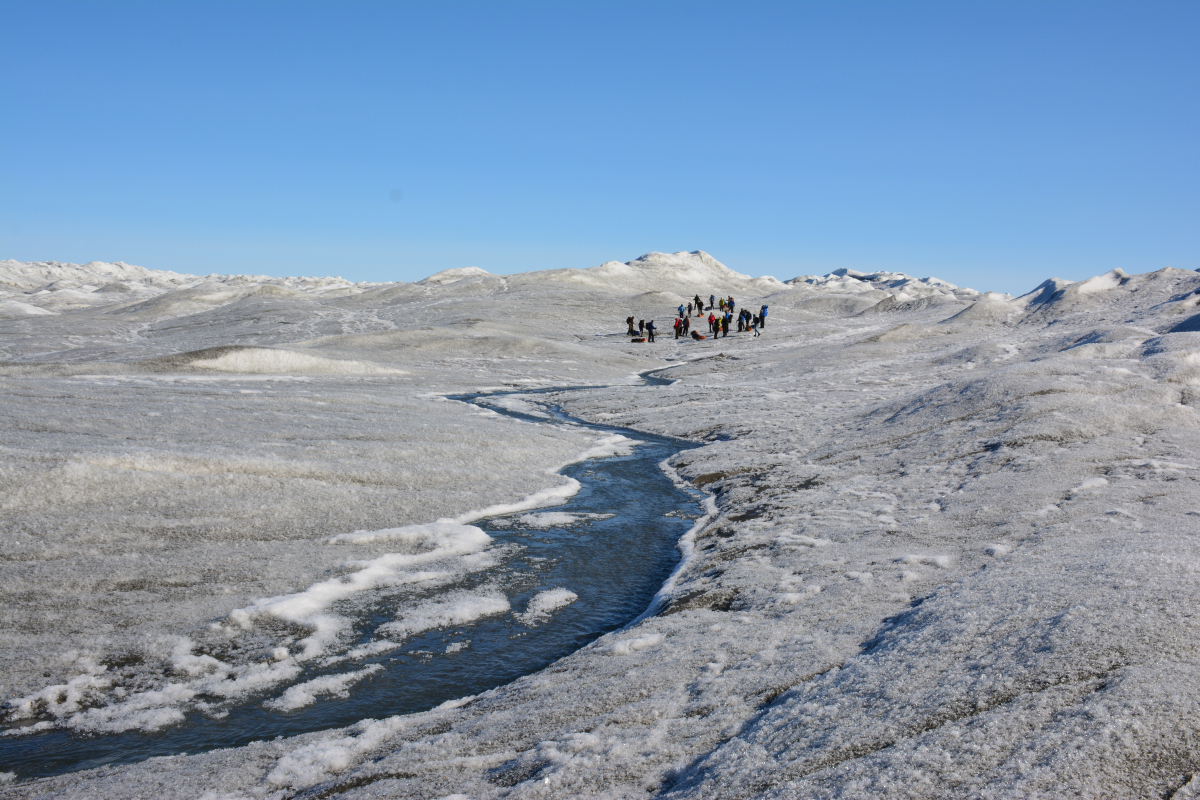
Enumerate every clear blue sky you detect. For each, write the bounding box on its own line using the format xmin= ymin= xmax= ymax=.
xmin=1 ymin=1 xmax=1196 ymax=294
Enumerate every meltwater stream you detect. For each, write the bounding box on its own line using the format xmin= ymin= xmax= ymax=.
xmin=2 ymin=377 xmax=706 ymax=781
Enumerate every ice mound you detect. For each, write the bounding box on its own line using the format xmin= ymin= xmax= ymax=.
xmin=941 ymin=291 xmax=1023 ymax=324
xmin=172 ymin=345 xmax=404 ymax=375
xmin=417 ymin=267 xmax=494 ymax=285
xmin=792 ymin=293 xmax=884 ymax=317
xmin=505 ymin=250 xmax=787 ymax=296
xmin=1172 ymin=312 xmax=1200 ymax=333
xmin=0 ymin=299 xmax=56 ymax=317
xmin=858 ymin=292 xmax=963 ymax=316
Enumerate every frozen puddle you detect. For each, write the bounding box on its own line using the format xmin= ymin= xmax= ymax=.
xmin=0 ymin=384 xmax=704 ymax=780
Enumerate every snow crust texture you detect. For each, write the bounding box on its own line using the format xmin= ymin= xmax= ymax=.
xmin=3 ymin=252 xmax=1200 ymax=798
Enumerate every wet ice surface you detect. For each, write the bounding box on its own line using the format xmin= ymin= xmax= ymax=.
xmin=3 ymin=253 xmax=1200 ymax=797
xmin=0 ymin=392 xmax=702 ymax=779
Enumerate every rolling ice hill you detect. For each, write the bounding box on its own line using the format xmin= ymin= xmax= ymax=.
xmin=2 ymin=252 xmax=1199 ymax=798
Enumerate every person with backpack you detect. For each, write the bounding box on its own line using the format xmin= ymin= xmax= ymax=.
xmin=709 ymin=294 xmax=715 ymax=311
xmin=626 ymin=316 xmax=636 ymax=335
xmin=682 ymin=315 xmax=690 ymax=336
xmin=673 ymin=317 xmax=682 ymax=339
xmin=646 ymin=320 xmax=656 ymax=342
xmin=760 ymin=305 xmax=768 ymax=328
xmin=693 ymin=294 xmax=703 ymax=314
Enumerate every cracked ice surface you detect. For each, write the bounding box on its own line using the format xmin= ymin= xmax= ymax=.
xmin=3 ymin=253 xmax=1200 ymax=797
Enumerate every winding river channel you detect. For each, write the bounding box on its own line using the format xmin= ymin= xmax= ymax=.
xmin=2 ymin=376 xmax=707 ymax=781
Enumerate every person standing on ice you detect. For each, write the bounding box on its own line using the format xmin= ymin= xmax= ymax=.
xmin=678 ymin=303 xmax=685 ymax=318
xmin=694 ymin=293 xmax=702 ymax=311
xmin=626 ymin=316 xmax=636 ymax=335
xmin=638 ymin=319 xmax=645 ymax=336
xmin=646 ymin=320 xmax=656 ymax=342
xmin=707 ymin=312 xmax=717 ymax=334
xmin=709 ymin=294 xmax=715 ymax=311
xmin=673 ymin=316 xmax=681 ymax=339
xmin=760 ymin=304 xmax=768 ymax=327
xmin=687 ymin=301 xmax=693 ymax=316
xmin=682 ymin=315 xmax=690 ymax=336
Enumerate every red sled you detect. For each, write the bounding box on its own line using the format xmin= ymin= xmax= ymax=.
xmin=691 ymin=331 xmax=706 ymax=340
xmin=630 ymin=337 xmax=647 ymax=343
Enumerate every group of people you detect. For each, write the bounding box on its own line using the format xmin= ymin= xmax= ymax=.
xmin=625 ymin=293 xmax=768 ymax=343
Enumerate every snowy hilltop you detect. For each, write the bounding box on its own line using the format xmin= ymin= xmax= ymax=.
xmin=1 ymin=252 xmax=1199 ymax=798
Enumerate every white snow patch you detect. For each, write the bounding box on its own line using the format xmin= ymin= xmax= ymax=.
xmin=189 ymin=347 xmax=403 ymax=375
xmin=1072 ymin=269 xmax=1125 ymax=295
xmin=266 ymin=714 xmax=411 ymax=787
xmin=516 ymin=588 xmax=579 ymax=626
xmin=239 ymin=524 xmax=494 ymax=658
xmin=377 ymin=590 xmax=510 ymax=640
xmin=263 ymin=665 xmax=383 ymax=712
xmin=515 ymin=511 xmax=614 ymax=528
xmin=445 ymin=479 xmax=581 ymax=525
xmin=557 ymin=433 xmax=636 ymax=467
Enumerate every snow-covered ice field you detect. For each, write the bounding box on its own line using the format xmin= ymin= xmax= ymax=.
xmin=2 ymin=251 xmax=1199 ymax=797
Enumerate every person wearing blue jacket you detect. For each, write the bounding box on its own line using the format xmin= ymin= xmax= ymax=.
xmin=760 ymin=304 xmax=768 ymax=328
